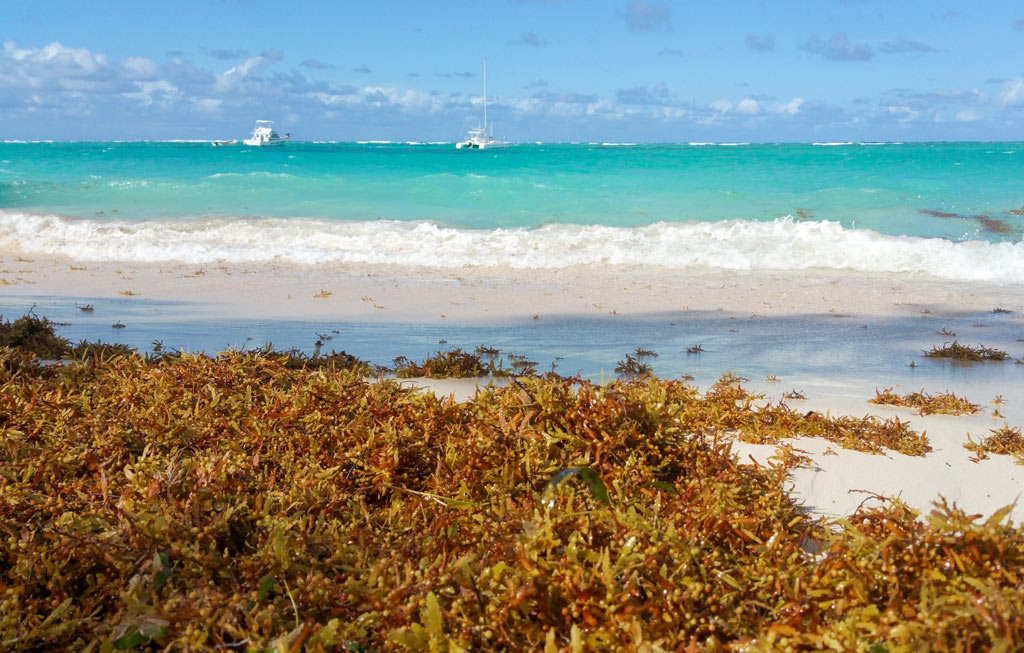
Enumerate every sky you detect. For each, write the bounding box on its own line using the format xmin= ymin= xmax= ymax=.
xmin=2 ymin=0 xmax=1023 ymax=142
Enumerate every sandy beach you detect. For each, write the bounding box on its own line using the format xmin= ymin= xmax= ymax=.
xmin=4 ymin=249 xmax=1023 ymax=526
xmin=4 ymin=250 xmax=1024 ymax=323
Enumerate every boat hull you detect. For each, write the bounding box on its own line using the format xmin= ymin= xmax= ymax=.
xmin=456 ymin=138 xmax=510 ymax=150
xmin=243 ymin=138 xmax=287 ymax=146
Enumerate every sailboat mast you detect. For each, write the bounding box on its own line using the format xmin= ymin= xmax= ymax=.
xmin=483 ymin=57 xmax=488 ymax=137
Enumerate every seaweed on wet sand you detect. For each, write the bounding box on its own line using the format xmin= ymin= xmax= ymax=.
xmin=4 ymin=350 xmax=1022 ymax=649
xmin=965 ymin=425 xmax=1024 ymax=464
xmin=870 ymin=387 xmax=981 ymax=416
xmin=686 ymin=375 xmax=931 ymax=456
xmin=926 ymin=341 xmax=1008 ymax=362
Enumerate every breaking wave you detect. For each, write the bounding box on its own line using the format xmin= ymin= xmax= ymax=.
xmin=2 ymin=210 xmax=1023 ymax=283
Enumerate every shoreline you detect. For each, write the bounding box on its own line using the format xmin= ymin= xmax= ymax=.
xmin=4 ymin=251 xmax=1024 ymax=324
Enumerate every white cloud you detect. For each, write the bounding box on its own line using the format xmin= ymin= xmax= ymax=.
xmin=710 ymin=99 xmax=733 ymax=112
xmin=774 ymin=98 xmax=805 ymax=115
xmin=212 ymin=51 xmax=284 ymax=94
xmin=736 ymin=98 xmax=761 ymax=115
xmin=955 ymin=110 xmax=978 ymax=122
xmin=712 ymin=97 xmax=799 ymax=117
xmin=1000 ymin=78 xmax=1024 ymax=106
xmin=1 ymin=41 xmax=121 ymax=91
xmin=122 ymin=57 xmax=159 ymax=80
xmin=122 ymin=80 xmax=180 ymax=106
xmin=885 ymin=105 xmax=918 ymax=122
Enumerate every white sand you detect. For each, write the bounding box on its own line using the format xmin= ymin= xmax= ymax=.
xmin=731 ymin=391 xmax=1024 ymax=524
xmin=3 ymin=252 xmax=1024 ymax=322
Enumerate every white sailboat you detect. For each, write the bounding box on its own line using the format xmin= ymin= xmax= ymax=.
xmin=456 ymin=59 xmax=509 ymax=150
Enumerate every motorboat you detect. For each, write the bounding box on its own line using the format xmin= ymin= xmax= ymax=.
xmin=243 ymin=121 xmax=290 ymax=146
xmin=456 ymin=59 xmax=509 ymax=150
xmin=211 ymin=139 xmax=238 ymax=147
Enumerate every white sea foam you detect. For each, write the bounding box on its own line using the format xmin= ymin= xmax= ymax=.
xmin=206 ymin=171 xmax=296 ymax=179
xmin=813 ymin=142 xmax=854 ymax=146
xmin=2 ymin=211 xmax=1023 ymax=283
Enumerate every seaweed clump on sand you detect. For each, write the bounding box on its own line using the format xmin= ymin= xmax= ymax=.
xmin=926 ymin=341 xmax=1009 ymax=362
xmin=870 ymin=387 xmax=981 ymax=416
xmin=9 ymin=351 xmax=1016 ymax=650
xmin=965 ymin=425 xmax=1024 ymax=464
xmin=393 ymin=347 xmax=537 ymax=378
xmin=699 ymin=375 xmax=932 ymax=456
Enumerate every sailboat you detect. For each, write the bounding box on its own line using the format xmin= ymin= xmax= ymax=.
xmin=456 ymin=59 xmax=510 ymax=150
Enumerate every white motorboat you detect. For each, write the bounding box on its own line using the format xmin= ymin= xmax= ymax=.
xmin=211 ymin=139 xmax=238 ymax=147
xmin=456 ymin=59 xmax=509 ymax=150
xmin=243 ymin=121 xmax=290 ymax=146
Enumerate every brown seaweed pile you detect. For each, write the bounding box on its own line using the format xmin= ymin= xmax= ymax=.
xmin=5 ymin=344 xmax=1021 ymax=650
xmin=926 ymin=341 xmax=1009 ymax=362
xmin=393 ymin=348 xmax=537 ymax=378
xmin=869 ymin=387 xmax=981 ymax=416
xmin=0 ymin=313 xmax=72 ymax=359
xmin=965 ymin=425 xmax=1024 ymax=464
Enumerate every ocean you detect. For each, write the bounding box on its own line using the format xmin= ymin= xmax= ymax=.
xmin=2 ymin=140 xmax=1023 ymax=282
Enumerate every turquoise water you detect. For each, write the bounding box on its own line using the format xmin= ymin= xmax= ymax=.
xmin=2 ymin=141 xmax=1024 ymax=280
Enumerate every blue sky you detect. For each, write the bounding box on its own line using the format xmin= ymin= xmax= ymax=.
xmin=2 ymin=0 xmax=1023 ymax=141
